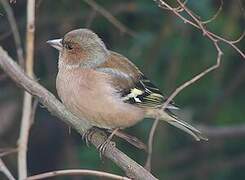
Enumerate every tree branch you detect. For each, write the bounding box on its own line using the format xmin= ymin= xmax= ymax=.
xmin=145 ymin=0 xmax=244 ymax=169
xmin=144 ymin=118 xmax=159 ymax=172
xmin=18 ymin=0 xmax=36 ymax=179
xmin=0 ymin=148 xmax=18 ymax=158
xmin=0 ymin=158 xmax=15 ymax=180
xmin=154 ymin=0 xmax=245 ymax=59
xmin=25 ymin=169 xmax=131 ymax=180
xmin=0 ymin=47 xmax=157 ymax=180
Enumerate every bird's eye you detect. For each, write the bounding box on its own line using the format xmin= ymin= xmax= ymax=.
xmin=64 ymin=43 xmax=73 ymax=50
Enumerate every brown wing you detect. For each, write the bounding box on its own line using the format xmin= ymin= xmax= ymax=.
xmin=96 ymin=51 xmax=178 ymax=109
xmin=96 ymin=51 xmax=142 ymax=90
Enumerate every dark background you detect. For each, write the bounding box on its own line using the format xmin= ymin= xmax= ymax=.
xmin=0 ymin=0 xmax=244 ymax=179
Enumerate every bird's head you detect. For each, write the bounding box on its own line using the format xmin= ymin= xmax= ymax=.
xmin=47 ymin=28 xmax=109 ymax=68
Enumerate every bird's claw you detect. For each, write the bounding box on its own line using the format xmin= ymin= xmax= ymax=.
xmin=97 ymin=139 xmax=116 ymax=158
xmin=82 ymin=127 xmax=97 ymax=147
xmin=97 ymin=128 xmax=119 ymax=158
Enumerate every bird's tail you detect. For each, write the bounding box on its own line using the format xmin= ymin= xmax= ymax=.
xmin=159 ymin=110 xmax=208 ymax=141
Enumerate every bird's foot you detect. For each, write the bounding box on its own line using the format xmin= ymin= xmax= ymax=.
xmin=82 ymin=127 xmax=98 ymax=147
xmin=97 ymin=139 xmax=116 ymax=159
xmin=97 ymin=128 xmax=119 ymax=158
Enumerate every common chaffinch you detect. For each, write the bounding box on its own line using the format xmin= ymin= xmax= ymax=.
xmin=47 ymin=28 xmax=207 ymax=145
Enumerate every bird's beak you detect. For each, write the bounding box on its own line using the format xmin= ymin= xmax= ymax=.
xmin=46 ymin=39 xmax=62 ymax=51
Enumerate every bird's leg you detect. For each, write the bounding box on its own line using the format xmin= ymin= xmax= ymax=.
xmin=82 ymin=127 xmax=98 ymax=147
xmin=107 ymin=129 xmax=147 ymax=151
xmin=98 ymin=128 xmax=119 ymax=157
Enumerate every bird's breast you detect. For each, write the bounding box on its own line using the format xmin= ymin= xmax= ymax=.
xmin=56 ymin=68 xmax=144 ymax=129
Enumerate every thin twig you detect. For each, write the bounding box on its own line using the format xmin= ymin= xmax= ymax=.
xmin=18 ymin=93 xmax=32 ymax=179
xmin=154 ymin=0 xmax=245 ymax=58
xmin=83 ymin=0 xmax=136 ymax=36
xmin=25 ymin=169 xmax=131 ymax=180
xmin=159 ymin=0 xmax=223 ymax=110
xmin=230 ymin=30 xmax=245 ymax=44
xmin=157 ymin=0 xmax=188 ymax=12
xmin=0 ymin=0 xmax=25 ymax=68
xmin=0 ymin=158 xmax=16 ymax=180
xmin=201 ymin=0 xmax=223 ymax=24
xmin=145 ymin=0 xmax=242 ymax=169
xmin=144 ymin=118 xmax=159 ymax=172
xmin=0 ymin=148 xmax=18 ymax=157
xmin=30 ymin=99 xmax=39 ymax=125
xmin=161 ymin=43 xmax=222 ymax=111
xmin=18 ymin=0 xmax=35 ymax=179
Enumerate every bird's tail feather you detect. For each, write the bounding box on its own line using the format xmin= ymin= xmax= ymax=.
xmin=160 ymin=111 xmax=208 ymax=141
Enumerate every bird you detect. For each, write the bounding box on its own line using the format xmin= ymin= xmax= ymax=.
xmin=47 ymin=28 xmax=207 ymax=149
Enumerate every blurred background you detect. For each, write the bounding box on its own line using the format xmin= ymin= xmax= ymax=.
xmin=0 ymin=0 xmax=244 ymax=179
